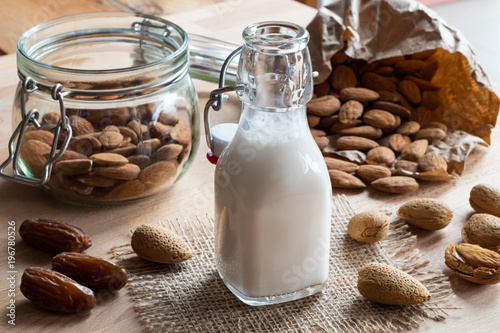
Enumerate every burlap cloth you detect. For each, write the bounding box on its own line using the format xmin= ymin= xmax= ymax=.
xmin=110 ymin=195 xmax=453 ymax=332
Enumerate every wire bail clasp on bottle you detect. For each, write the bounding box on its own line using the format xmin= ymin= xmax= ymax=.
xmin=203 ymin=46 xmax=244 ymax=152
xmin=0 ymin=77 xmax=73 ymax=186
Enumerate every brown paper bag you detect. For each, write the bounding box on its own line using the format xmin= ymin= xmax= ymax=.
xmin=307 ymin=0 xmax=499 ymax=177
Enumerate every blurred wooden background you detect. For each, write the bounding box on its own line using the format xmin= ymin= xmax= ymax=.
xmin=2 ymin=0 xmax=497 ymax=82
xmin=0 ymin=0 xmax=317 ymax=55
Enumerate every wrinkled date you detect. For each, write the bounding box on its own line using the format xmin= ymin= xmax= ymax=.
xmin=52 ymin=252 xmax=128 ymax=291
xmin=19 ymin=218 xmax=92 ymax=253
xmin=20 ymin=267 xmax=96 ymax=313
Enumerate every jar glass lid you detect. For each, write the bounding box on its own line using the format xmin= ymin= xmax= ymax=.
xmin=18 ymin=12 xmax=187 ymax=73
xmin=16 ymin=12 xmax=189 ymax=95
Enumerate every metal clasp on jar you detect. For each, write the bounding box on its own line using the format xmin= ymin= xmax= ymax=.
xmin=0 ymin=76 xmax=72 ymax=186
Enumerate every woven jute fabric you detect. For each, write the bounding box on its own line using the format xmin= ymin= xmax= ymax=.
xmin=110 ymin=195 xmax=453 ymax=332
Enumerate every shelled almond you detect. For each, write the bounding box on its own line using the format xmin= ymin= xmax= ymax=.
xmin=308 ymin=49 xmax=452 ymax=194
xmin=19 ymin=104 xmax=192 ymax=202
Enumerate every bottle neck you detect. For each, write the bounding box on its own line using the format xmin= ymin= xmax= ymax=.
xmin=236 ymin=22 xmax=314 ymax=109
xmin=238 ymin=102 xmax=309 ymax=141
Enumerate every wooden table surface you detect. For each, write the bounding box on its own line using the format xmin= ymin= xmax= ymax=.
xmin=0 ymin=1 xmax=499 ymax=332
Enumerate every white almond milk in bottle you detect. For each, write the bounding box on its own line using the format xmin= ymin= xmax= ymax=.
xmin=211 ymin=22 xmax=331 ymax=305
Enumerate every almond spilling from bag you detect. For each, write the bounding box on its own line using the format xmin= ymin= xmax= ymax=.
xmin=330 ymin=120 xmax=363 ymax=133
xmin=394 ymin=160 xmax=419 ymax=173
xmin=309 ymin=49 xmax=456 ymax=194
xmin=329 ymin=170 xmax=365 ymax=189
xmin=444 ymin=243 xmax=500 ymax=285
xmin=339 ymin=100 xmax=364 ymax=124
xmin=395 ymin=59 xmax=427 ymax=72
xmin=337 ymin=125 xmax=383 ymax=139
xmin=336 ymin=136 xmax=379 ymax=151
xmin=360 ymin=72 xmax=396 ymax=92
xmin=348 ymin=212 xmax=389 ymax=243
xmin=131 ymin=224 xmax=194 ymax=264
xmin=389 ymin=134 xmax=412 ymax=153
xmin=396 ymin=121 xmax=421 ymax=135
xmin=400 ymin=139 xmax=428 ymax=162
xmin=357 ymin=262 xmax=431 ymax=305
xmin=314 ymin=136 xmax=329 ymax=149
xmin=462 ymin=214 xmax=500 ymax=252
xmin=307 ymin=95 xmax=341 ymax=117
xmin=324 ymin=157 xmax=359 ymax=173
xmin=412 ymin=128 xmax=446 ymax=142
xmin=398 ymin=80 xmax=421 ymax=104
xmin=371 ymin=176 xmax=419 ymax=194
xmin=469 ymin=184 xmax=500 ymax=217
xmin=362 ymin=109 xmax=396 ymax=129
xmin=356 ymin=165 xmax=391 ymax=183
xmin=331 ymin=65 xmax=357 ymax=90
xmin=372 ymin=101 xmax=411 ymax=118
xmin=418 ymin=152 xmax=447 ymax=173
xmin=397 ymin=198 xmax=453 ymax=230
xmin=339 ymin=87 xmax=379 ymax=102
xmin=365 ymin=147 xmax=395 ymax=166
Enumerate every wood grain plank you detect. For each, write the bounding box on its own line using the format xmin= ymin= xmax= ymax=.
xmin=0 ymin=1 xmax=499 ymax=332
xmin=0 ymin=2 xmax=317 ymax=332
xmin=0 ymin=0 xmax=235 ymax=54
xmin=0 ymin=0 xmax=117 ymax=54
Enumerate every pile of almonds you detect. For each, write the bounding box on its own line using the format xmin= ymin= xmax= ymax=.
xmin=20 ymin=105 xmax=192 ymax=202
xmin=351 ymin=198 xmax=449 ymax=305
xmin=351 ymin=184 xmax=500 ymax=305
xmin=352 ymin=184 xmax=500 ymax=285
xmin=445 ymin=184 xmax=500 ymax=285
xmin=308 ymin=49 xmax=451 ymax=193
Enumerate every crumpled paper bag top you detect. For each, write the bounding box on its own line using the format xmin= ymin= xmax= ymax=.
xmin=307 ymin=0 xmax=499 ymax=176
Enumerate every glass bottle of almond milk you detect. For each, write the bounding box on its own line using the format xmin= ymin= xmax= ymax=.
xmin=212 ymin=22 xmax=331 ymax=306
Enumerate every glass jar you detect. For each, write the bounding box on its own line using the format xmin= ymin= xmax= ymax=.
xmin=2 ymin=12 xmax=199 ymax=205
xmin=208 ymin=22 xmax=332 ymax=305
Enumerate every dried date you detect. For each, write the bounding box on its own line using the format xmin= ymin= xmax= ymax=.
xmin=19 ymin=218 xmax=92 ymax=253
xmin=20 ymin=267 xmax=96 ymax=313
xmin=52 ymin=252 xmax=128 ymax=291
